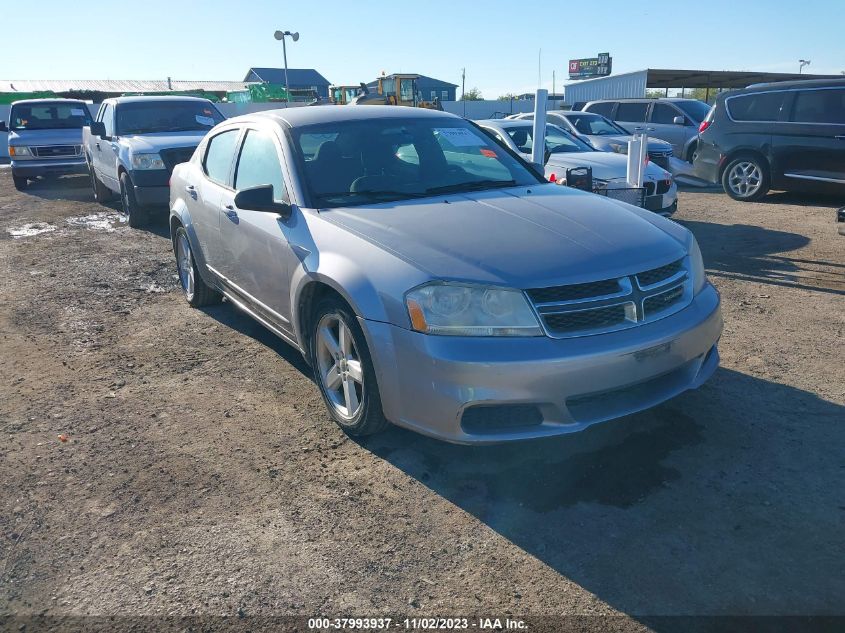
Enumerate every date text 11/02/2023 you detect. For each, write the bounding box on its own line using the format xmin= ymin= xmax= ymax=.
xmin=307 ymin=617 xmax=527 ymax=630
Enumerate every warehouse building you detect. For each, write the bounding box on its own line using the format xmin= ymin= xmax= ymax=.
xmin=243 ymin=67 xmax=332 ymax=101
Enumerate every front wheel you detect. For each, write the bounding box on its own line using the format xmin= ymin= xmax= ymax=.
xmin=310 ymin=297 xmax=388 ymax=437
xmin=174 ymin=226 xmax=222 ymax=308
xmin=120 ymin=172 xmax=148 ymax=227
xmin=722 ymin=156 xmax=770 ymax=201
xmin=89 ymin=164 xmax=112 ymax=203
xmin=12 ymin=174 xmax=27 ymax=191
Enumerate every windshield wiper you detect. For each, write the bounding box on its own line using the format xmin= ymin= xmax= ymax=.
xmin=425 ymin=179 xmax=516 ymax=195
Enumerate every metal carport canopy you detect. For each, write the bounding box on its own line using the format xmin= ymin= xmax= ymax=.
xmin=645 ymin=68 xmax=843 ymax=89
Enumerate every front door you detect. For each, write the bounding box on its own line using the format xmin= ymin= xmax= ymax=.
xmin=219 ymin=127 xmax=296 ymax=332
xmin=648 ymin=102 xmax=690 ymax=156
xmin=775 ymin=87 xmax=845 ymax=188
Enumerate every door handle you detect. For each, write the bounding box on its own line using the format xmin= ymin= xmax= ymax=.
xmin=223 ymin=204 xmax=238 ymax=221
xmin=95 ymin=143 xmax=101 ymax=151
xmin=185 ymin=185 xmax=197 ymax=199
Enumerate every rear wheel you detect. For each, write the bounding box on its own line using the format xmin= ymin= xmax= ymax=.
xmin=12 ymin=174 xmax=27 ymax=191
xmin=310 ymin=297 xmax=388 ymax=437
xmin=722 ymin=155 xmax=769 ymax=201
xmin=89 ymin=163 xmax=112 ymax=203
xmin=120 ymin=171 xmax=148 ymax=228
xmin=174 ymin=226 xmax=221 ymax=308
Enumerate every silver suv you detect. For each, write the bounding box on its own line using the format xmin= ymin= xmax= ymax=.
xmin=168 ymin=106 xmax=722 ymax=443
xmin=583 ymin=98 xmax=711 ymax=161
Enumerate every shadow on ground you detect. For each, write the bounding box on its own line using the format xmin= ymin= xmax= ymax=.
xmin=354 ymin=368 xmax=844 ymax=620
xmin=682 ymin=220 xmax=844 ymax=296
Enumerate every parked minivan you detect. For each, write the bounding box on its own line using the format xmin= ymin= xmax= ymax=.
xmin=1 ymin=99 xmax=92 ymax=190
xmin=583 ymin=98 xmax=711 ymax=162
xmin=693 ymin=78 xmax=845 ymax=201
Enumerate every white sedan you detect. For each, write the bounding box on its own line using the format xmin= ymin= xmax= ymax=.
xmin=477 ymin=119 xmax=678 ymax=216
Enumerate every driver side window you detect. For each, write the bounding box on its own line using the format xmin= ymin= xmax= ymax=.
xmin=234 ymin=129 xmax=288 ymax=203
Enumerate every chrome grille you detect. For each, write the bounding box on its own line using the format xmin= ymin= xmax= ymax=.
xmin=527 ymin=258 xmax=690 ymax=338
xmin=31 ymin=145 xmax=81 ymax=158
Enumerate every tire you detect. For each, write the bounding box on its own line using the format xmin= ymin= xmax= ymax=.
xmin=686 ymin=141 xmax=698 ymax=163
xmin=89 ymin=163 xmax=112 ymax=203
xmin=721 ymin=155 xmax=770 ymax=201
xmin=119 ymin=171 xmax=148 ymax=228
xmin=12 ymin=174 xmax=27 ymax=191
xmin=174 ymin=226 xmax=222 ymax=308
xmin=309 ymin=296 xmax=388 ymax=437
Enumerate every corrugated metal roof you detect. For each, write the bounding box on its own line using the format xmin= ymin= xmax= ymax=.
xmin=244 ymin=68 xmax=331 ymax=86
xmin=0 ymin=79 xmax=256 ymax=93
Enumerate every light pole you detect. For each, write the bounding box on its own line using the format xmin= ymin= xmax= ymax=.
xmin=799 ymin=59 xmax=811 ymax=74
xmin=273 ymin=30 xmax=299 ymax=106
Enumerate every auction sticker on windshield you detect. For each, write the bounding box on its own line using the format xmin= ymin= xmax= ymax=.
xmin=434 ymin=127 xmax=487 ymax=147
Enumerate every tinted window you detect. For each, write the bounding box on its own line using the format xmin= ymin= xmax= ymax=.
xmin=116 ymin=101 xmax=224 ymax=135
xmin=727 ymin=92 xmax=785 ymax=121
xmin=234 ymin=130 xmax=287 ymax=202
xmin=9 ymin=102 xmax=92 ymax=131
xmin=791 ymin=88 xmax=845 ymax=124
xmin=615 ymin=102 xmax=649 ymax=122
xmin=585 ymin=102 xmax=614 ymax=117
xmin=675 ymin=100 xmax=711 ymax=122
xmin=651 ymin=103 xmax=682 ymax=124
xmin=204 ymin=129 xmax=240 ymax=185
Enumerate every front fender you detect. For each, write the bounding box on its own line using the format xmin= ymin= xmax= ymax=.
xmin=169 ymin=198 xmax=217 ymax=290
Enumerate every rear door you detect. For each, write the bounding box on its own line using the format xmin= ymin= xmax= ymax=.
xmin=613 ymin=102 xmax=649 ymax=135
xmin=648 ymin=102 xmax=689 ymax=155
xmin=192 ymin=127 xmax=242 ymax=271
xmin=220 ymin=126 xmax=297 ymax=331
xmin=776 ymin=87 xmax=845 ymax=187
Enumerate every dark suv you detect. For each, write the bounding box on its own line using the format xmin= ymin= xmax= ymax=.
xmin=694 ymin=78 xmax=845 ymax=201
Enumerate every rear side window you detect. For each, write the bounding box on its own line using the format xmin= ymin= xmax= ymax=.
xmin=203 ymin=129 xmax=240 ymax=185
xmin=615 ymin=102 xmax=649 ymax=122
xmin=726 ymin=92 xmax=785 ymax=121
xmin=585 ymin=102 xmax=614 ymax=117
xmin=234 ymin=129 xmax=288 ymax=202
xmin=791 ymin=89 xmax=845 ymax=124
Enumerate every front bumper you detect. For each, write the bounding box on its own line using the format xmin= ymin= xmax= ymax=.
xmin=644 ymin=182 xmax=679 ymax=216
xmin=129 ymin=169 xmax=170 ymax=207
xmin=365 ymin=283 xmax=722 ymax=444
xmin=11 ymin=157 xmax=87 ymax=178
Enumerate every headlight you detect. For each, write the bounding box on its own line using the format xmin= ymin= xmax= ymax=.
xmin=608 ymin=143 xmax=627 ymax=154
xmin=405 ymin=283 xmax=542 ymax=337
xmin=131 ymin=153 xmax=166 ymax=170
xmin=9 ymin=146 xmax=31 ymax=157
xmin=688 ymin=235 xmax=706 ymax=294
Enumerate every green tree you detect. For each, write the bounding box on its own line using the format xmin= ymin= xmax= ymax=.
xmin=646 ymin=89 xmax=665 ymax=99
xmin=461 ymin=87 xmax=483 ymax=101
xmin=498 ymin=93 xmax=518 ymax=101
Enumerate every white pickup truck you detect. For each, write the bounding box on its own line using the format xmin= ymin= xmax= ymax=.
xmin=84 ymin=96 xmax=225 ymax=226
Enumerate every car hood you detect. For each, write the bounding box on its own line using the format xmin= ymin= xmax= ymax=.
xmin=545 ymin=152 xmax=670 ymax=181
xmin=8 ymin=128 xmax=84 ymax=146
xmin=586 ymin=135 xmax=673 ymax=152
xmin=119 ymin=131 xmax=208 ymax=152
xmin=317 ymin=184 xmax=687 ymax=288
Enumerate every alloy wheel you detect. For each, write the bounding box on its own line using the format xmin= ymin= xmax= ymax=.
xmin=727 ymin=161 xmax=762 ymax=198
xmin=175 ymin=232 xmax=195 ymax=298
xmin=315 ymin=313 xmax=364 ymax=420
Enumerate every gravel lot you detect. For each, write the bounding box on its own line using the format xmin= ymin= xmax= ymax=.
xmin=1 ymin=172 xmax=843 ymax=631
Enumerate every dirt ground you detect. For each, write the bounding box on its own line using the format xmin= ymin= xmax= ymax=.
xmin=1 ymin=171 xmax=843 ymax=631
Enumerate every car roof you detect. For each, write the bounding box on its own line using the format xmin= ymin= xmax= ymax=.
xmin=105 ymin=95 xmax=217 ymax=105
xmin=737 ymin=77 xmax=845 ymax=92
xmin=10 ymin=98 xmax=89 ymax=106
xmin=227 ymin=105 xmax=461 ymax=128
xmin=587 ymin=97 xmax=702 ymax=103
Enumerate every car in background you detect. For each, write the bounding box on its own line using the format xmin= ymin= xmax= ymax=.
xmin=693 ymin=78 xmax=845 ymax=201
xmin=84 ymin=96 xmax=225 ymax=226
xmin=168 ymin=106 xmax=720 ymax=443
xmin=837 ymin=207 xmax=845 ymax=236
xmin=583 ymin=98 xmax=711 ymax=162
xmin=478 ymin=119 xmax=677 ymax=215
xmin=513 ymin=111 xmax=674 ymax=168
xmin=1 ymin=99 xmax=92 ymax=190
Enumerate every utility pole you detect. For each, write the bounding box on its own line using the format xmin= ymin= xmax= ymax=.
xmin=538 ymin=49 xmax=542 ymax=88
xmin=461 ymin=67 xmax=466 ymax=117
xmin=274 ymin=30 xmax=300 ymax=107
xmin=552 ymin=70 xmax=556 ymax=98
xmin=799 ymin=59 xmax=811 ymax=74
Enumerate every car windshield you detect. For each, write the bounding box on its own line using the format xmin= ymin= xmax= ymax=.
xmin=115 ymin=101 xmax=225 ymax=135
xmin=675 ymin=100 xmax=711 ymax=122
xmin=564 ymin=113 xmax=627 ymax=136
xmin=292 ymin=117 xmax=542 ymax=208
xmin=503 ymin=124 xmax=591 ymax=154
xmin=9 ymin=102 xmax=92 ymax=131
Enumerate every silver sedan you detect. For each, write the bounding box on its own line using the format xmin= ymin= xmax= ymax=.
xmin=169 ymin=106 xmax=722 ymax=443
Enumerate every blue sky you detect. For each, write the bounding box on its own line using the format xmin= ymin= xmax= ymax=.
xmin=6 ymin=0 xmax=844 ymax=97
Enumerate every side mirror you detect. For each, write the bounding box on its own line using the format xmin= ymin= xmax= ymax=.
xmin=673 ymin=116 xmax=686 ymax=126
xmin=529 ymin=161 xmax=546 ymax=179
xmin=234 ymin=185 xmax=292 ymax=219
xmin=0 ymin=121 xmax=7 ymax=133
xmin=89 ymin=121 xmax=107 ymax=138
